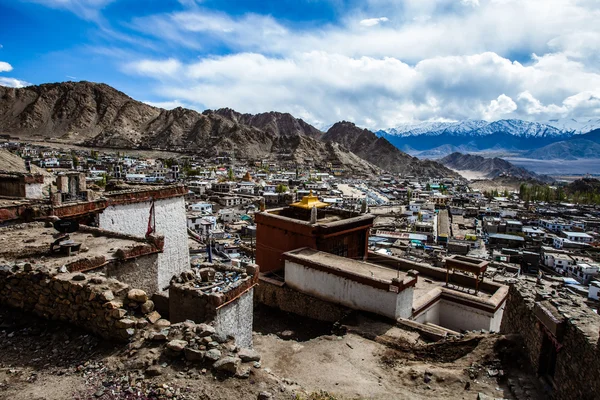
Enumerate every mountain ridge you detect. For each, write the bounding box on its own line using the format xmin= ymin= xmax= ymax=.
xmin=0 ymin=81 xmax=455 ymax=177
xmin=440 ymin=152 xmax=552 ymax=182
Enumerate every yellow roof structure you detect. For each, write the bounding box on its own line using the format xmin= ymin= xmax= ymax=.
xmin=290 ymin=190 xmax=330 ymax=210
xmin=242 ymin=171 xmax=253 ymax=182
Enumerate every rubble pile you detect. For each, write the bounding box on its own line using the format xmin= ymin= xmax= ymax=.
xmin=168 ymin=263 xmax=258 ymax=326
xmin=0 ymin=262 xmax=165 ymax=341
xmin=127 ymin=319 xmax=262 ymax=379
xmin=172 ymin=262 xmax=253 ymax=294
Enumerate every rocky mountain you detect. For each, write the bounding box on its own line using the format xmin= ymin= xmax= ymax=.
xmin=0 ymin=81 xmax=458 ymax=177
xmin=377 ymin=119 xmax=592 ymax=152
xmin=440 ymin=152 xmax=552 ymax=182
xmin=323 ymin=121 xmax=459 ymax=177
xmin=212 ymin=108 xmax=323 ymax=139
xmin=0 ymin=82 xmax=379 ymax=173
xmin=526 ymin=139 xmax=600 ymax=160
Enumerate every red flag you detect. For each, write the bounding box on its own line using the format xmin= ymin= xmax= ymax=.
xmin=146 ymin=200 xmax=155 ymax=236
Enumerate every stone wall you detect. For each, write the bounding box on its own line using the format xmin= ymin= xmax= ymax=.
xmin=255 ymin=275 xmax=350 ymax=322
xmin=168 ymin=265 xmax=258 ymax=348
xmin=105 ymin=254 xmax=160 ymax=295
xmin=0 ymin=264 xmax=158 ymax=341
xmin=501 ymin=281 xmax=600 ymax=400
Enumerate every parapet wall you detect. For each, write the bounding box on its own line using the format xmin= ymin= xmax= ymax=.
xmin=500 ymin=280 xmax=600 ymax=400
xmin=255 ymin=274 xmax=350 ymax=322
xmin=0 ymin=265 xmax=156 ymax=341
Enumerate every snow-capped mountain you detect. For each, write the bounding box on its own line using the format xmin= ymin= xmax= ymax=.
xmin=375 ymin=118 xmax=599 ymax=153
xmin=544 ymin=118 xmax=600 ymax=134
xmin=383 ymin=119 xmax=572 ymax=138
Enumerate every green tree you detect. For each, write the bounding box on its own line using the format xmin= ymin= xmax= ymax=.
xmin=227 ymin=167 xmax=235 ymax=181
xmin=275 ymin=184 xmax=289 ymax=193
xmin=71 ymin=152 xmax=79 ymax=168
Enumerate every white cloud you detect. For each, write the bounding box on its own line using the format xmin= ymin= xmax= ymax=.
xmin=40 ymin=0 xmax=600 ymax=128
xmin=27 ymin=0 xmax=115 ymax=20
xmin=124 ymin=50 xmax=600 ymax=129
xmin=0 ymin=61 xmax=13 ymax=73
xmin=126 ymin=58 xmax=182 ymax=79
xmin=483 ymin=94 xmax=517 ymax=120
xmin=461 ymin=0 xmax=480 ymax=7
xmin=0 ymin=77 xmax=32 ymax=88
xmin=359 ymin=17 xmax=388 ymax=27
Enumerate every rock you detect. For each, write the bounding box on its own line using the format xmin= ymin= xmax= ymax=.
xmin=58 ymin=265 xmax=68 ymax=273
xmin=257 ymin=392 xmax=273 ymax=400
xmin=205 ymin=349 xmax=221 ymax=362
xmin=72 ymin=274 xmax=86 ymax=281
xmin=155 ymin=319 xmax=171 ymax=328
xmin=208 ymin=341 xmax=220 ymax=349
xmin=23 ymin=263 xmax=33 ymax=272
xmin=238 ymin=348 xmax=261 ymax=362
xmin=141 ymin=300 xmax=154 ymax=314
xmin=115 ymin=318 xmax=136 ymax=329
xmin=90 ymin=276 xmax=105 ymax=284
xmin=127 ymin=289 xmax=148 ymax=303
xmin=212 ymin=356 xmax=241 ymax=374
xmin=110 ymin=308 xmax=127 ymax=319
xmin=235 ymin=366 xmax=251 ymax=379
xmin=99 ymin=290 xmax=114 ymax=302
xmin=280 ymin=330 xmax=295 ymax=339
xmin=149 ymin=330 xmax=169 ymax=341
xmin=184 ymin=347 xmax=205 ymax=362
xmin=196 ymin=323 xmax=216 ymax=337
xmin=167 ymin=339 xmax=188 ymax=352
xmin=145 ymin=365 xmax=163 ymax=377
xmin=146 ymin=311 xmax=161 ymax=324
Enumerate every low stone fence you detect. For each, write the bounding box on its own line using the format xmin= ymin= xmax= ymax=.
xmin=0 ymin=263 xmax=161 ymax=341
xmin=255 ymin=274 xmax=350 ymax=322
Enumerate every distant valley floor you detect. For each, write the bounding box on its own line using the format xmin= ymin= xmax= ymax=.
xmin=504 ymin=158 xmax=600 ymax=176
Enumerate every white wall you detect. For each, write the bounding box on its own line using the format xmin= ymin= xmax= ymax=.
xmin=25 ymin=183 xmax=44 ymax=199
xmin=99 ymin=196 xmax=189 ymax=293
xmin=439 ymin=299 xmax=499 ymax=332
xmin=285 ymin=261 xmax=412 ymax=320
xmin=215 ymin=288 xmax=254 ymax=349
xmin=413 ymin=301 xmax=441 ymax=325
xmin=413 ymin=296 xmax=505 ymax=332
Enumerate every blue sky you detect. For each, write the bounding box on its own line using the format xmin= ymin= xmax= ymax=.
xmin=1 ymin=0 xmax=599 ymax=130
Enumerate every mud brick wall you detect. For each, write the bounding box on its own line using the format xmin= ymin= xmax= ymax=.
xmin=0 ymin=264 xmax=150 ymax=341
xmin=499 ymin=284 xmax=543 ymax=371
xmin=255 ymin=275 xmax=350 ymax=322
xmin=501 ymin=282 xmax=600 ymax=400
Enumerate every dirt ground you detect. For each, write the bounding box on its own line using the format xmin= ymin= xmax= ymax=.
xmin=0 ymin=307 xmax=546 ymax=400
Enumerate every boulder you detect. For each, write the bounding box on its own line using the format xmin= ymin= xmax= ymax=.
xmin=184 ymin=347 xmax=205 ymax=362
xmin=127 ymin=289 xmax=148 ymax=303
xmin=238 ymin=348 xmax=261 ymax=362
xmin=149 ymin=330 xmax=169 ymax=341
xmin=196 ymin=323 xmax=216 ymax=337
xmin=115 ymin=318 xmax=136 ymax=329
xmin=167 ymin=339 xmax=188 ymax=352
xmin=146 ymin=311 xmax=161 ymax=324
xmin=213 ymin=356 xmax=241 ymax=374
xmin=154 ymin=319 xmax=171 ymax=328
xmin=141 ymin=300 xmax=154 ymax=314
xmin=205 ymin=349 xmax=221 ymax=362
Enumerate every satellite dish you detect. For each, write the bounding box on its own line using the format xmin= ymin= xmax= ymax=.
xmin=53 ymin=219 xmax=79 ymax=234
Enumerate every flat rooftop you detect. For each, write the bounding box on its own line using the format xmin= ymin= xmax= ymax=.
xmin=284 ymin=247 xmax=410 ymax=285
xmin=0 ymin=222 xmax=158 ymax=270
